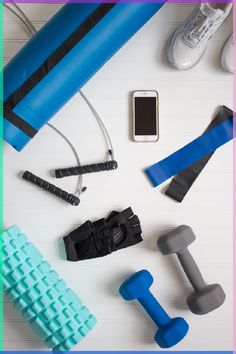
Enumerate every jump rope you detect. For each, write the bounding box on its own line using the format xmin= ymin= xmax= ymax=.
xmin=4 ymin=2 xmax=118 ymax=206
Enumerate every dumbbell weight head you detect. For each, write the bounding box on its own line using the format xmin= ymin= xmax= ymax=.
xmin=157 ymin=225 xmax=226 ymax=315
xmin=155 ymin=317 xmax=189 ymax=349
xmin=187 ymin=283 xmax=226 ymax=315
xmin=119 ymin=270 xmax=189 ymax=348
xmin=119 ymin=269 xmax=153 ymax=300
xmin=157 ymin=225 xmax=195 ymax=255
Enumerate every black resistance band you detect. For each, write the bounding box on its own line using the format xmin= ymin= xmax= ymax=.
xmin=4 ymin=3 xmax=116 ymax=137
xmin=165 ymin=105 xmax=233 ymax=202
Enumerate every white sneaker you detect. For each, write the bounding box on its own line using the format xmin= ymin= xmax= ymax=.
xmin=221 ymin=34 xmax=233 ymax=73
xmin=167 ymin=3 xmax=232 ymax=70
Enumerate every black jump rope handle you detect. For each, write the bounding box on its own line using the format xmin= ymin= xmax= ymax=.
xmin=55 ymin=160 xmax=118 ymax=178
xmin=22 ymin=171 xmax=80 ymax=206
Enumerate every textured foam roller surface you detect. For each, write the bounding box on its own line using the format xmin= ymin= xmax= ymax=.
xmin=2 ymin=225 xmax=97 ymax=351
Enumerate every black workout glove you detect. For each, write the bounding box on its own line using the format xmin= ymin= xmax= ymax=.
xmin=63 ymin=207 xmax=143 ymax=261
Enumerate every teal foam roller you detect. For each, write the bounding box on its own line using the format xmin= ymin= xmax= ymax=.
xmin=2 ymin=225 xmax=97 ymax=351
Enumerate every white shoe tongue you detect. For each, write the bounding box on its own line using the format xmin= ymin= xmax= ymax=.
xmin=201 ymin=3 xmax=224 ymax=20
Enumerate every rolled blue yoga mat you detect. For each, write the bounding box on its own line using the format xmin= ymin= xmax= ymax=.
xmin=3 ymin=2 xmax=164 ymax=151
xmin=145 ymin=117 xmax=234 ymax=188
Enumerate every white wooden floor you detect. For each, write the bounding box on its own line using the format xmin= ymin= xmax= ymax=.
xmin=3 ymin=3 xmax=233 ymax=351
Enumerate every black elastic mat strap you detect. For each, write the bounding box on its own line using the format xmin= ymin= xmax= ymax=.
xmin=4 ymin=106 xmax=38 ymax=138
xmin=165 ymin=106 xmax=233 ymax=203
xmin=4 ymin=4 xmax=115 ymax=109
xmin=3 ymin=3 xmax=116 ymax=136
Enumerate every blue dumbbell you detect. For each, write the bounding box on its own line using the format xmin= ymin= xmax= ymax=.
xmin=119 ymin=270 xmax=189 ymax=348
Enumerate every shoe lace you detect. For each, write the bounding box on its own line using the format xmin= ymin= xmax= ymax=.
xmin=184 ymin=10 xmax=221 ymax=47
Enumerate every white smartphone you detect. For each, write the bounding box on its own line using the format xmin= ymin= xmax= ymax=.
xmin=133 ymin=90 xmax=159 ymax=142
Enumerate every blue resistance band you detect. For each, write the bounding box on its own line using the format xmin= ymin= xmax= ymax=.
xmin=145 ymin=117 xmax=234 ymax=187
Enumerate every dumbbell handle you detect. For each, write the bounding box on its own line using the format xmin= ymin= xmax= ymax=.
xmin=139 ymin=290 xmax=171 ymax=327
xmin=177 ymin=248 xmax=206 ymax=292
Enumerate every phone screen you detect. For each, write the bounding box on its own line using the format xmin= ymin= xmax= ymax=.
xmin=135 ymin=97 xmax=157 ymax=135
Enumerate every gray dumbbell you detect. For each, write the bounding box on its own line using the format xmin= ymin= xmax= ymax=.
xmin=157 ymin=225 xmax=226 ymax=315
